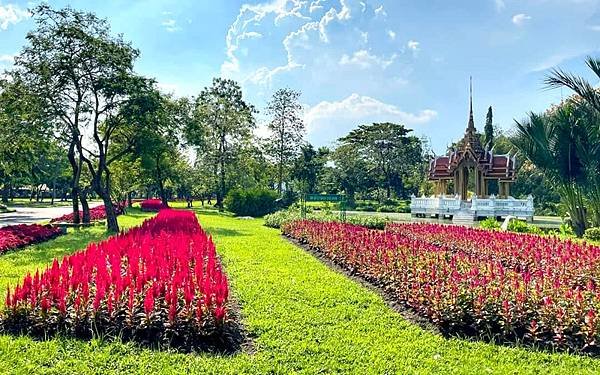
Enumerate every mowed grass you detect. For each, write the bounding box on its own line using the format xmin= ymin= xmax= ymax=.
xmin=0 ymin=208 xmax=598 ymax=373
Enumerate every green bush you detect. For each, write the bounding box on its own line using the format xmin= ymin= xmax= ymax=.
xmin=376 ymin=205 xmax=397 ymax=213
xmin=507 ymin=219 xmax=542 ymax=235
xmin=264 ymin=207 xmax=389 ymax=230
xmin=225 ymin=188 xmax=278 ymax=217
xmin=346 ymin=215 xmax=390 ymax=230
xmin=584 ymin=227 xmax=600 ymax=241
xmin=479 ymin=217 xmax=501 ymax=230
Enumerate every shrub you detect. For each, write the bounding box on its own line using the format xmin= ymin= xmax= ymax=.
xmin=140 ymin=199 xmax=169 ymax=212
xmin=283 ymin=220 xmax=600 ymax=352
xmin=264 ymin=207 xmax=389 ymax=230
xmin=225 ymin=188 xmax=278 ymax=217
xmin=1 ymin=210 xmax=233 ymax=352
xmin=507 ymin=219 xmax=542 ymax=234
xmin=376 ymin=205 xmax=397 ymax=213
xmin=584 ymin=227 xmax=600 ymax=241
xmin=346 ymin=215 xmax=390 ymax=230
xmin=0 ymin=224 xmax=63 ymax=254
xmin=479 ymin=217 xmax=501 ymax=230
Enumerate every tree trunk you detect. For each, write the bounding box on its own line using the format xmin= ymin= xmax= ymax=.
xmin=67 ymin=140 xmax=81 ymax=224
xmin=80 ymin=187 xmax=91 ymax=224
xmin=217 ymin=156 xmax=225 ymax=211
xmin=1 ymin=184 xmax=8 ymax=204
xmin=51 ymin=180 xmax=56 ymax=205
xmin=127 ymin=191 xmax=133 ymax=208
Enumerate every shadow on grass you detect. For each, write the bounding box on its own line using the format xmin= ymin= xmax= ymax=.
xmin=4 ymin=229 xmax=108 ymax=268
xmin=204 ymin=227 xmax=249 ymax=238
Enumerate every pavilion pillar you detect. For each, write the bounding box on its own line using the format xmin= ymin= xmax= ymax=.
xmin=505 ymin=182 xmax=510 ymax=197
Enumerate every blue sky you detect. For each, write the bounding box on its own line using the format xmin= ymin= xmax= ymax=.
xmin=1 ymin=0 xmax=600 ymax=153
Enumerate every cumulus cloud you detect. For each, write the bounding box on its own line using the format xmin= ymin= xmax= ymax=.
xmin=222 ymin=0 xmax=415 ymax=88
xmin=339 ymin=50 xmax=396 ymax=69
xmin=0 ymin=3 xmax=29 ymax=30
xmin=512 ymin=13 xmax=531 ymax=26
xmin=304 ymin=93 xmax=437 ymax=142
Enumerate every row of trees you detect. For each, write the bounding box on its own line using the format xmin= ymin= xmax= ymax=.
xmin=0 ymin=5 xmax=428 ymax=231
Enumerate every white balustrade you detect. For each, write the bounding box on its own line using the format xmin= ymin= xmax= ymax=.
xmin=410 ymin=194 xmax=534 ymax=221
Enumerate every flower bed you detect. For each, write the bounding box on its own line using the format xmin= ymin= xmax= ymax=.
xmin=140 ymin=199 xmax=169 ymax=212
xmin=2 ymin=210 xmax=234 ymax=352
xmin=0 ymin=224 xmax=64 ymax=255
xmin=283 ymin=220 xmax=600 ymax=353
xmin=50 ymin=203 xmax=125 ymax=223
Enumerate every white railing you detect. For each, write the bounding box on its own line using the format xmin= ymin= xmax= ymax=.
xmin=410 ymin=194 xmax=534 ymax=220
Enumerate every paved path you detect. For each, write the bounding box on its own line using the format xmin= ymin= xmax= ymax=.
xmin=0 ymin=202 xmax=103 ymax=227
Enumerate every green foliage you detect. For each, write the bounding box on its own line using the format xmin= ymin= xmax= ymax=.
xmin=584 ymin=227 xmax=600 ymax=241
xmin=345 ymin=215 xmax=390 ymax=229
xmin=479 ymin=217 xmax=501 ymax=230
xmin=224 ymin=188 xmax=278 ymax=217
xmin=265 ymin=88 xmax=305 ymax=194
xmin=263 ymin=206 xmax=389 ymax=230
xmin=507 ymin=219 xmax=543 ymax=234
xmin=188 ymin=78 xmax=257 ymax=208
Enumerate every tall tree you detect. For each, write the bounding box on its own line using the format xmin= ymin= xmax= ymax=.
xmin=513 ymin=108 xmax=588 ymax=236
xmin=291 ymin=144 xmax=328 ymax=194
xmin=338 ymin=122 xmax=423 ymax=199
xmin=188 ymin=78 xmax=256 ymax=209
xmin=0 ymin=76 xmax=50 ymax=204
xmin=484 ymin=106 xmax=494 ymax=147
xmin=265 ymin=88 xmax=304 ymax=195
xmin=13 ymin=5 xmax=147 ymax=231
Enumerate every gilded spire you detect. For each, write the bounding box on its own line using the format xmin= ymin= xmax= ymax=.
xmin=467 ymin=76 xmax=475 ymax=133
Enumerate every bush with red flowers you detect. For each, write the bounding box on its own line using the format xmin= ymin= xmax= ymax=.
xmin=1 ymin=210 xmax=236 ymax=352
xmin=140 ymin=199 xmax=169 ymax=212
xmin=282 ymin=220 xmax=600 ymax=353
xmin=0 ymin=224 xmax=63 ymax=255
xmin=50 ymin=202 xmax=126 ymax=223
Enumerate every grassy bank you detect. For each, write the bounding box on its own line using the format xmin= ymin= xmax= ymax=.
xmin=0 ymin=208 xmax=599 ymax=373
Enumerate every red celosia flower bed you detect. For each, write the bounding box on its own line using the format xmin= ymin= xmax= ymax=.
xmin=2 ymin=210 xmax=234 ymax=352
xmin=0 ymin=224 xmax=63 ymax=255
xmin=283 ymin=220 xmax=600 ymax=353
xmin=50 ymin=202 xmax=126 ymax=223
xmin=140 ymin=199 xmax=169 ymax=212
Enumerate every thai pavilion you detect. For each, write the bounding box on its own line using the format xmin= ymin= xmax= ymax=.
xmin=410 ymin=84 xmax=534 ymax=224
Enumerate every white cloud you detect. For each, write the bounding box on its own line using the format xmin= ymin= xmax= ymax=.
xmin=387 ymin=30 xmax=396 ymax=40
xmin=374 ymin=5 xmax=387 ymax=17
xmin=309 ymin=0 xmax=326 ymax=13
xmin=494 ymin=0 xmax=506 ymax=12
xmin=0 ymin=3 xmax=29 ymax=30
xmin=512 ymin=13 xmax=531 ymax=26
xmin=161 ymin=19 xmax=181 ymax=32
xmin=0 ymin=54 xmax=15 ymax=63
xmin=407 ymin=40 xmax=420 ymax=51
xmin=339 ymin=50 xmax=396 ymax=69
xmin=304 ymin=93 xmax=437 ymax=136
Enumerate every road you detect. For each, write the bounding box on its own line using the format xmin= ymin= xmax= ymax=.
xmin=0 ymin=202 xmax=103 ymax=227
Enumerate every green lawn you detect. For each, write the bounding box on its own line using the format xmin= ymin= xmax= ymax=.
xmin=0 ymin=208 xmax=599 ymax=373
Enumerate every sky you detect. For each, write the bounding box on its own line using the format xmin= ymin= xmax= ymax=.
xmin=1 ymin=0 xmax=600 ymax=153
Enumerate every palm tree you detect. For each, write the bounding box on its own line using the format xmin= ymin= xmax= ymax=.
xmin=545 ymin=57 xmax=600 ymax=229
xmin=513 ymin=108 xmax=588 ymax=236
